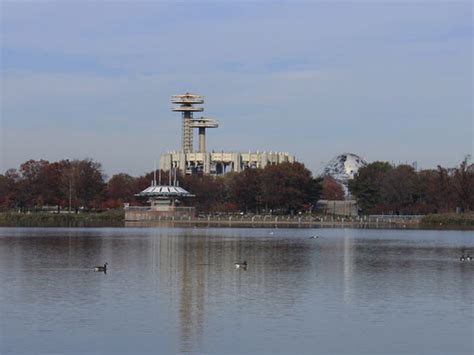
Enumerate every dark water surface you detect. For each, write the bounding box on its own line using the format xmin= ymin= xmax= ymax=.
xmin=0 ymin=227 xmax=472 ymax=354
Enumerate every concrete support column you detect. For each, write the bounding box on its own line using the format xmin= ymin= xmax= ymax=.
xmin=198 ymin=127 xmax=205 ymax=153
xmin=182 ymin=112 xmax=193 ymax=153
xmin=233 ymin=153 xmax=241 ymax=173
xmin=204 ymin=153 xmax=211 ymax=174
xmin=179 ymin=152 xmax=186 ymax=174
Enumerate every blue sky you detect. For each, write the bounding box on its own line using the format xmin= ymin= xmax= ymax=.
xmin=1 ymin=1 xmax=472 ymax=177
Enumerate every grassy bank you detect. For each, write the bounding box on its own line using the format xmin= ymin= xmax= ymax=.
xmin=0 ymin=210 xmax=124 ymax=227
xmin=421 ymin=213 xmax=474 ymax=228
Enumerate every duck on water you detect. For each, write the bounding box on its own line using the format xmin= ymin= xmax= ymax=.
xmin=235 ymin=261 xmax=247 ymax=269
xmin=94 ymin=263 xmax=108 ymax=272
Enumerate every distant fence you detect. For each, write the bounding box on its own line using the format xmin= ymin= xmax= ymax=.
xmin=123 ymin=213 xmax=424 ymax=227
xmin=316 ymin=200 xmax=359 ymax=216
xmin=366 ymin=215 xmax=424 ymax=224
xmin=124 ymin=206 xmax=195 ymax=221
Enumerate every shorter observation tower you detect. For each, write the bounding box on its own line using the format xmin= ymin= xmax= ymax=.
xmin=171 ymin=93 xmax=218 ymax=153
xmin=190 ymin=117 xmax=219 ymax=153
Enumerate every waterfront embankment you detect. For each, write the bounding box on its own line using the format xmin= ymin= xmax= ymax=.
xmin=126 ymin=214 xmax=422 ymax=229
xmin=1 ymin=211 xmax=472 ymax=229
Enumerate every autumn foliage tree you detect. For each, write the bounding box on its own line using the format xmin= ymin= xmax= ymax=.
xmin=260 ymin=162 xmax=321 ymax=213
xmin=380 ymin=165 xmax=419 ymax=214
xmin=104 ymin=173 xmax=138 ymax=208
xmin=1 ymin=157 xmax=472 ymax=215
xmin=0 ymin=159 xmax=105 ymax=212
xmin=228 ymin=169 xmax=262 ymax=213
xmin=180 ymin=174 xmax=229 ymax=212
xmin=452 ymin=156 xmax=474 ymax=212
xmin=349 ymin=157 xmax=474 ymax=214
xmin=321 ymin=176 xmax=345 ymax=200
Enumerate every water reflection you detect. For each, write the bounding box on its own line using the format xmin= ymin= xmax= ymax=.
xmin=0 ymin=227 xmax=472 ymax=354
xmin=145 ymin=229 xmax=315 ymax=352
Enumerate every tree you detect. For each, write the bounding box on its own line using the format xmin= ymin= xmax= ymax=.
xmin=415 ymin=169 xmax=440 ymax=214
xmin=40 ymin=162 xmax=63 ymax=208
xmin=380 ymin=165 xmax=418 ymax=214
xmin=321 ymin=176 xmax=345 ymax=200
xmin=180 ymin=174 xmax=228 ymax=212
xmin=76 ymin=159 xmax=106 ymax=209
xmin=260 ymin=162 xmax=319 ymax=213
xmin=0 ymin=174 xmax=14 ymax=210
xmin=434 ymin=165 xmax=456 ymax=212
xmin=228 ymin=169 xmax=262 ymax=213
xmin=105 ymin=173 xmax=138 ymax=208
xmin=453 ymin=156 xmax=474 ymax=212
xmin=348 ymin=161 xmax=392 ymax=214
xmin=307 ymin=176 xmax=323 ymax=210
xmin=59 ymin=159 xmax=105 ymax=211
xmin=18 ymin=159 xmax=49 ymax=208
xmin=59 ymin=160 xmax=79 ymax=212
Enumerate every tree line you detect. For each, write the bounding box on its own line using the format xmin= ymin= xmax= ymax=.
xmin=0 ymin=157 xmax=472 ymax=215
xmin=0 ymin=159 xmax=322 ymax=214
xmin=348 ymin=157 xmax=473 ymax=215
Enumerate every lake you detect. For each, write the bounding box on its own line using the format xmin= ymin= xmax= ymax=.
xmin=0 ymin=227 xmax=472 ymax=354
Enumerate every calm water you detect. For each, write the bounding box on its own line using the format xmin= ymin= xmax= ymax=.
xmin=0 ymin=227 xmax=472 ymax=354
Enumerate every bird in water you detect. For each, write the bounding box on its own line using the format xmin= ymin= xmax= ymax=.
xmin=310 ymin=235 xmax=319 ymax=239
xmin=94 ymin=262 xmax=108 ymax=272
xmin=460 ymin=255 xmax=465 ymax=261
xmin=466 ymin=255 xmax=472 ymax=261
xmin=235 ymin=261 xmax=247 ymax=270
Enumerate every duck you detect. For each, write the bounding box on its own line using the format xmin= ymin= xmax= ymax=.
xmin=460 ymin=256 xmax=465 ymax=262
xmin=310 ymin=235 xmax=319 ymax=239
xmin=235 ymin=261 xmax=247 ymax=269
xmin=94 ymin=262 xmax=108 ymax=272
xmin=466 ymin=255 xmax=472 ymax=261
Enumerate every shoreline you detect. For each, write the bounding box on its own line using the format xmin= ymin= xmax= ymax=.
xmin=124 ymin=218 xmax=472 ymax=231
xmin=0 ymin=211 xmax=472 ymax=230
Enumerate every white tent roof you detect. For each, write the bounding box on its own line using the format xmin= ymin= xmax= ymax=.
xmin=136 ymin=185 xmax=193 ymax=197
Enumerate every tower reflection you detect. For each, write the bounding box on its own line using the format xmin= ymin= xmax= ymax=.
xmin=147 ymin=229 xmax=314 ymax=352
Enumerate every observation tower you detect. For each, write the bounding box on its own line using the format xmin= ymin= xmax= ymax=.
xmin=163 ymin=92 xmax=295 ymax=175
xmin=190 ymin=116 xmax=219 ymax=153
xmin=172 ymin=93 xmax=218 ymax=153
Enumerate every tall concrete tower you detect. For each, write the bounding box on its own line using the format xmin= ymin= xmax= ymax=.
xmin=190 ymin=117 xmax=219 ymax=152
xmin=172 ymin=93 xmax=204 ymax=153
xmin=171 ymin=93 xmax=218 ymax=153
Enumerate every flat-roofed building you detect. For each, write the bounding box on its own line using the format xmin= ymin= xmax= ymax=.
xmin=160 ymin=150 xmax=294 ymax=176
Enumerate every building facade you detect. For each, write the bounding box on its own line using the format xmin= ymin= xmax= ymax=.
xmin=160 ymin=150 xmax=295 ymax=175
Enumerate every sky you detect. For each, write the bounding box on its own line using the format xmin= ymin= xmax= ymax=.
xmin=1 ymin=0 xmax=472 ymax=177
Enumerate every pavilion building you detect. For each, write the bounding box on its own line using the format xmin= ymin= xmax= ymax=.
xmin=124 ymin=171 xmax=195 ymax=221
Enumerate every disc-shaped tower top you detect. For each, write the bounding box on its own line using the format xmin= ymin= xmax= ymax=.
xmin=171 ymin=93 xmax=204 ymax=105
xmin=171 ymin=93 xmax=205 ymax=153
